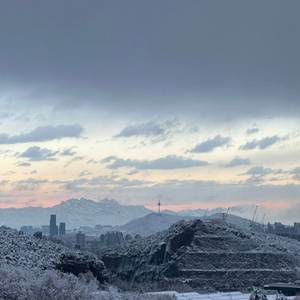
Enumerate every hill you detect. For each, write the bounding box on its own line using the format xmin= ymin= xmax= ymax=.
xmin=0 ymin=226 xmax=106 ymax=282
xmin=0 ymin=198 xmax=151 ymax=229
xmin=115 ymin=212 xmax=189 ymax=236
xmin=177 ymin=204 xmax=268 ymax=221
xmin=101 ymin=218 xmax=300 ymax=292
xmin=207 ymin=213 xmax=255 ymax=231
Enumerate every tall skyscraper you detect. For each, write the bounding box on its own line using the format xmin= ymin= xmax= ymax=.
xmin=49 ymin=214 xmax=58 ymax=236
xmin=59 ymin=222 xmax=66 ymax=235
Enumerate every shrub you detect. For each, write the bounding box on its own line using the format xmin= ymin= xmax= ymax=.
xmin=0 ymin=264 xmax=174 ymax=300
xmin=0 ymin=264 xmax=99 ymax=300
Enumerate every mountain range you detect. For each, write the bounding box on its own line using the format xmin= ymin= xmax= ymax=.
xmin=0 ymin=198 xmax=151 ymax=229
xmin=0 ymin=197 xmax=297 ymax=230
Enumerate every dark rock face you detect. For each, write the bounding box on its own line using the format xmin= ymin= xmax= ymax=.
xmin=101 ymin=220 xmax=205 ymax=282
xmin=166 ymin=220 xmax=200 ymax=254
xmin=100 ymin=219 xmax=300 ymax=291
xmin=55 ymin=252 xmax=107 ymax=283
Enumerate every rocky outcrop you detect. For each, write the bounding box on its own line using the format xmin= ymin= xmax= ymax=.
xmin=100 ymin=219 xmax=300 ymax=291
xmin=55 ymin=252 xmax=107 ymax=283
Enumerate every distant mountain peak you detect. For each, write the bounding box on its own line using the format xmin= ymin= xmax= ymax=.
xmin=0 ymin=197 xmax=151 ymax=229
xmin=99 ymin=198 xmax=121 ymax=206
xmin=58 ymin=197 xmax=120 ymax=207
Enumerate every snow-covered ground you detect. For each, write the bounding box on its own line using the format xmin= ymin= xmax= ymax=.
xmin=148 ymin=291 xmax=294 ymax=300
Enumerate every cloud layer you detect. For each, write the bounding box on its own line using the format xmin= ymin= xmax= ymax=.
xmin=191 ymin=135 xmax=231 ymax=153
xmin=116 ymin=121 xmax=167 ymax=138
xmin=225 ymin=157 xmax=251 ymax=168
xmin=102 ymin=155 xmax=208 ymax=170
xmin=1 ymin=1 xmax=300 ymax=120
xmin=0 ymin=125 xmax=83 ymax=144
xmin=20 ymin=146 xmax=58 ymax=161
xmin=240 ymin=135 xmax=285 ymax=150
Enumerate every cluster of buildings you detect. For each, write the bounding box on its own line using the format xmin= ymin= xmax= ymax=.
xmin=49 ymin=214 xmax=66 ymax=237
xmin=20 ymin=225 xmax=50 ymax=236
xmin=20 ymin=214 xmax=66 ymax=238
xmin=19 ymin=215 xmax=97 ymax=250
xmin=266 ymin=222 xmax=300 ymax=238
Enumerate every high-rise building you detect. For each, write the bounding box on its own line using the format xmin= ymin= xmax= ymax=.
xmin=76 ymin=232 xmax=85 ymax=249
xmin=294 ymin=223 xmax=300 ymax=235
xmin=49 ymin=214 xmax=58 ymax=236
xmin=59 ymin=222 xmax=66 ymax=235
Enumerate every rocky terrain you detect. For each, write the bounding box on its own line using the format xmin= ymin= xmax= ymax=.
xmin=0 ymin=226 xmax=106 ymax=282
xmin=100 ymin=219 xmax=300 ymax=292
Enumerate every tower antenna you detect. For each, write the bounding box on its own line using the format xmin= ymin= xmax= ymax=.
xmin=252 ymin=205 xmax=258 ymax=224
xmin=158 ymin=199 xmax=161 ymax=215
xmin=261 ymin=213 xmax=266 ymax=232
xmin=261 ymin=213 xmax=266 ymax=225
xmin=223 ymin=207 xmax=230 ymax=222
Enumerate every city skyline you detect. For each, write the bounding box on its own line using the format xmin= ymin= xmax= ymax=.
xmin=0 ymin=1 xmax=300 ymax=215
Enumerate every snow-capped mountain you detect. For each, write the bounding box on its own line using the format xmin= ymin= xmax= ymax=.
xmin=0 ymin=198 xmax=151 ymax=229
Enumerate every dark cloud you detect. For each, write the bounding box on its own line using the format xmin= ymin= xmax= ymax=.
xmin=115 ymin=120 xmax=179 ymax=146
xmin=57 ymin=176 xmax=149 ymax=191
xmin=190 ymin=135 xmax=231 ymax=153
xmin=14 ymin=178 xmax=48 ymax=191
xmin=79 ymin=170 xmax=92 ymax=177
xmin=87 ymin=159 xmax=99 ymax=165
xmin=64 ymin=156 xmax=84 ymax=168
xmin=142 ymin=181 xmax=300 ymax=210
xmin=102 ymin=155 xmax=208 ymax=170
xmin=245 ymin=127 xmax=259 ymax=135
xmin=225 ymin=157 xmax=251 ymax=168
xmin=291 ymin=167 xmax=300 ymax=181
xmin=61 ymin=148 xmax=77 ymax=156
xmin=240 ymin=166 xmax=284 ymax=185
xmin=244 ymin=175 xmax=265 ymax=185
xmin=115 ymin=121 xmax=166 ymax=138
xmin=0 ymin=125 xmax=83 ymax=144
xmin=241 ymin=166 xmax=283 ymax=176
xmin=0 ymin=1 xmax=299 ymax=120
xmin=17 ymin=162 xmax=31 ymax=167
xmin=60 ymin=178 xmax=300 ymax=210
xmin=240 ymin=135 xmax=285 ymax=150
xmin=20 ymin=146 xmax=59 ymax=161
xmin=0 ymin=113 xmax=13 ymax=119
xmin=293 ymin=167 xmax=300 ymax=173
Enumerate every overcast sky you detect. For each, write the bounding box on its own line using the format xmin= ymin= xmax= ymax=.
xmin=0 ymin=1 xmax=300 ymax=220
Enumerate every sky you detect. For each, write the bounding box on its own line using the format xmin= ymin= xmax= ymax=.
xmin=0 ymin=1 xmax=300 ymax=218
